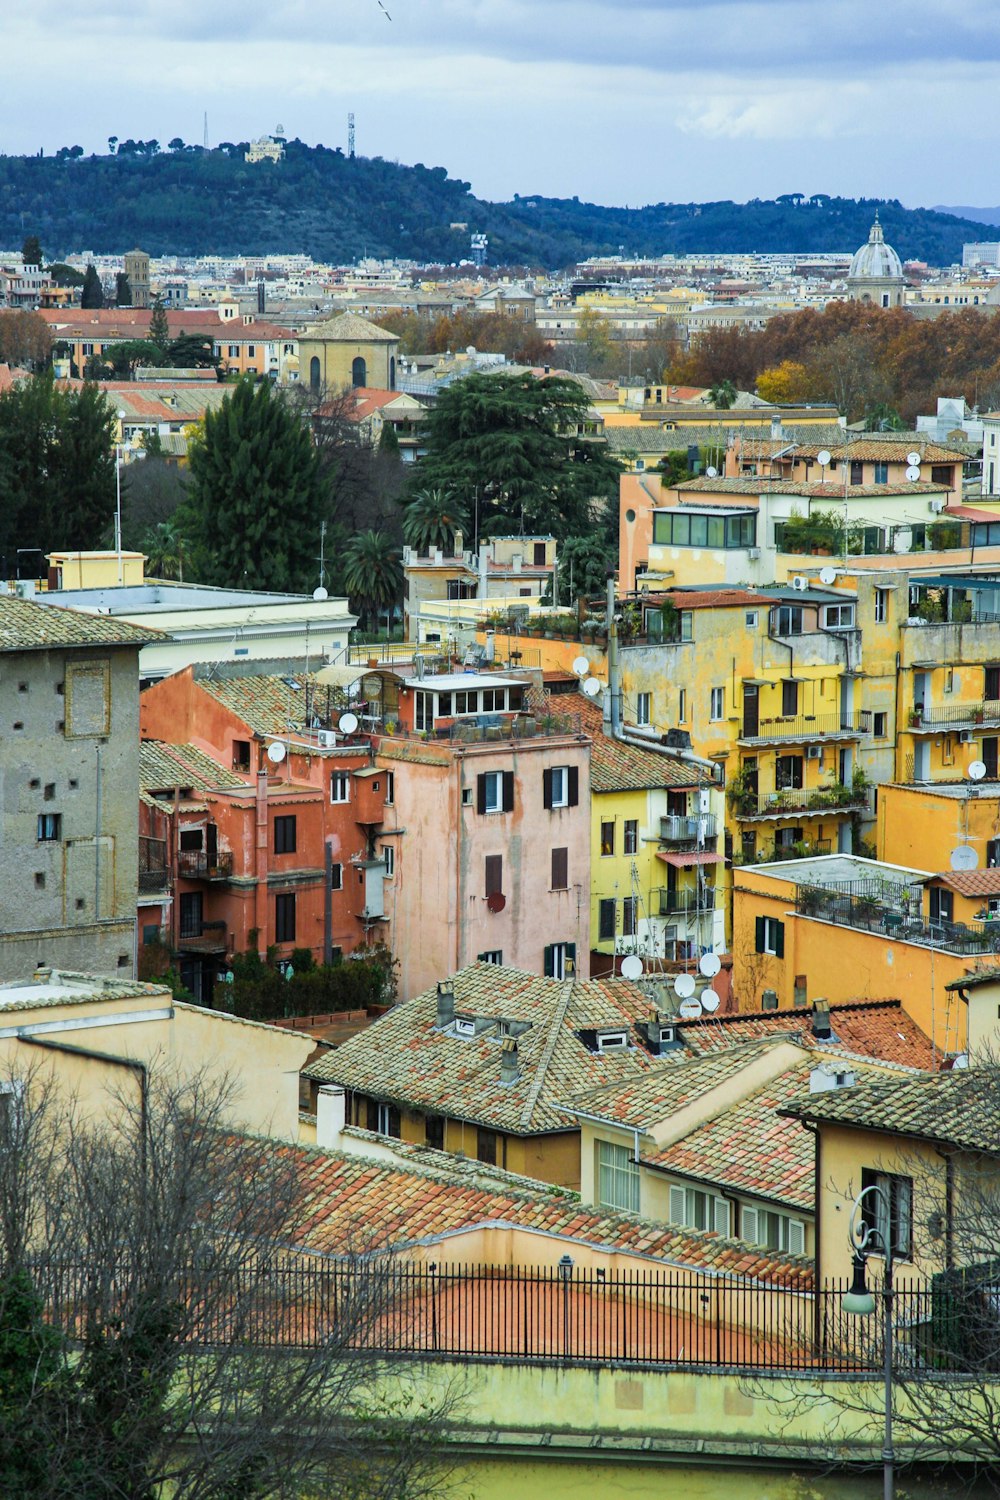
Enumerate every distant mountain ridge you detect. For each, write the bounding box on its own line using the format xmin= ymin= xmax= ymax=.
xmin=933 ymin=206 xmax=1000 ymax=229
xmin=0 ymin=141 xmax=990 ymax=265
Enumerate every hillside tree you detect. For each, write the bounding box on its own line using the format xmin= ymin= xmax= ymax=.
xmin=20 ymin=235 xmax=42 ymax=266
xmin=80 ymin=263 xmax=103 ymax=309
xmin=148 ymin=295 xmax=169 ymax=356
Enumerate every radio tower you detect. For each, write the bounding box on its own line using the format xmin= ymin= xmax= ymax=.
xmin=347 ymin=112 xmax=355 ymax=159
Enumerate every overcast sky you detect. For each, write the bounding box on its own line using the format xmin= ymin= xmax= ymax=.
xmin=6 ymin=0 xmax=994 ymax=209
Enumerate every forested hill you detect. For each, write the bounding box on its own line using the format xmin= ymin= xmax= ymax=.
xmin=0 ymin=141 xmax=986 ymax=265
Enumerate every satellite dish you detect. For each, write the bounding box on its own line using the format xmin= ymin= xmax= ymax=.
xmin=819 ymin=566 xmax=837 ymax=586
xmin=620 ymin=954 xmax=644 ymax=980
xmin=701 ymin=988 xmax=721 ymax=1013
xmin=705 ymin=465 xmax=718 ymax=478
xmin=817 ymin=450 xmax=832 ymax=467
xmin=949 ymin=845 xmax=978 ymax=871
xmin=678 ymin=997 xmax=703 ymax=1020
xmin=572 ymin=655 xmax=589 ymax=677
xmin=699 ymin=952 xmax=721 ymax=978
xmin=266 ymin=741 xmax=286 ymax=764
xmin=674 ymin=972 xmax=696 ymax=999
xmin=969 ymin=760 xmax=988 ymax=781
xmin=338 ymin=712 xmax=359 ymax=734
xmin=907 ymin=451 xmax=922 ymax=467
xmin=582 ymin=677 xmax=602 ymax=698
xmin=905 ymin=465 xmax=921 ymax=482
xmin=486 ymin=891 xmax=506 ymax=913
xmin=312 ymin=586 xmax=329 ymax=601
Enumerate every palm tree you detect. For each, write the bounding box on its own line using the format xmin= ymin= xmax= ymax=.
xmin=708 ymin=379 xmax=737 ymax=410
xmin=142 ymin=519 xmax=185 ymax=581
xmin=342 ymin=530 xmax=402 ymax=634
xmin=401 ymin=488 xmax=469 ymax=555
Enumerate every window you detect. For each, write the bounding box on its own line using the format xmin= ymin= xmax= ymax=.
xmin=179 ymin=891 xmax=203 ymax=939
xmin=678 ymin=688 xmax=687 ymax=721
xmin=873 ymin=712 xmax=887 ymax=737
xmin=476 ymin=1128 xmax=498 ymax=1165
xmin=382 ymin=844 xmax=394 ymax=878
xmin=931 ymin=465 xmax=953 ymax=486
xmin=485 ymin=854 xmax=503 ymax=897
xmin=623 ymin=819 xmax=638 ymax=855
xmin=366 ymin=1100 xmax=401 ymax=1138
xmin=861 ymin=1169 xmax=913 ymax=1259
xmin=36 ymin=813 xmax=61 ymax=842
xmin=986 ymin=665 xmax=1000 ymax=702
xmin=34 ymin=872 xmax=45 ymax=889
xmin=477 ymin=949 xmax=503 ymax=965
xmin=462 ymin=787 xmax=472 ymax=806
xmin=874 ymin=589 xmax=889 ymax=624
xmin=179 ymin=827 xmax=203 ymax=851
xmin=425 ymin=1115 xmax=445 ymax=1150
xmin=775 ymin=825 xmax=804 ymax=850
xmin=622 ymin=897 xmax=637 ymax=937
xmin=668 ymin=1184 xmax=729 ymax=1236
xmin=849 ymin=459 xmax=864 ymax=486
xmin=275 ymin=892 xmax=296 ymax=943
xmin=775 ymin=755 xmax=804 ymax=791
xmin=874 ymin=461 xmax=889 ymax=484
xmin=929 ymin=887 xmax=954 ymax=926
xmin=745 ymin=610 xmax=758 ymax=629
xmin=600 ymin=820 xmax=615 ymax=857
xmin=755 ymin=915 xmax=785 ymax=956
xmin=544 ymin=942 xmax=575 ymax=979
xmin=383 ymin=771 xmax=394 ymax=804
xmin=142 ymin=923 xmax=161 ymax=946
xmin=551 ymin=847 xmax=568 ymax=890
xmin=636 ymin=692 xmax=651 ymax=726
xmin=330 ymin=862 xmax=343 ymax=891
xmin=227 ymin=343 xmax=239 ymax=358
xmin=679 ymin=611 xmax=693 ymax=641
xmin=781 ymin=679 xmax=799 ymax=717
xmin=773 ymin=605 xmax=804 ymax=636
xmin=741 ymin=1205 xmax=806 ymax=1255
xmin=597 ymin=1141 xmax=640 ymax=1213
xmin=247 ymin=344 xmax=256 ymax=357
xmin=710 ymin=686 xmax=724 ymax=721
xmin=478 ymin=770 xmax=513 ymax=814
xmin=598 ymin=898 xmax=616 ymax=942
xmin=543 ymin=765 xmax=578 ymax=809
xmin=330 ymin=771 xmax=350 ymax=803
xmin=43 ymin=782 xmax=55 ymax=801
xmin=233 ymin=739 xmax=251 ymax=771
xmin=824 ymin=604 xmax=856 ymax=630
xmin=274 ymin=815 xmax=297 ymax=854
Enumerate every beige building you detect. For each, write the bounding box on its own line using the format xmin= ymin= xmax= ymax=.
xmin=298 ymin=312 xmax=400 ymax=395
xmin=123 ymin=248 xmax=150 ymax=309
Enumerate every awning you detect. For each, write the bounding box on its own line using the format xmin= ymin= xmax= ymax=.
xmin=656 ymin=850 xmax=724 ymax=867
xmin=314 ymin=663 xmax=365 ymax=689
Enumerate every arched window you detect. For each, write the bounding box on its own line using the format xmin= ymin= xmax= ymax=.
xmin=351 ymin=356 xmax=367 ymax=388
xmin=389 ymin=355 xmax=396 ymax=391
xmin=309 ymin=356 xmax=320 ymax=393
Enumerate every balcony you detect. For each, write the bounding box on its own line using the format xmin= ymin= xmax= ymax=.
xmin=794 ymin=881 xmax=1000 ymax=956
xmin=738 ymin=711 xmax=871 ymax=746
xmin=907 ymin=700 xmax=1000 ymax=734
xmin=659 ymin=813 xmax=718 ymax=845
xmin=138 ymin=835 xmax=168 ymax=896
xmin=177 ymin=850 xmax=234 ymax=881
xmin=656 ymin=887 xmax=717 ymax=916
xmin=732 ymin=786 xmax=871 ymax=822
xmin=177 ymin=918 xmax=228 ymax=952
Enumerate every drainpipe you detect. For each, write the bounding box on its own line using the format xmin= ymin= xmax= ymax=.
xmin=607 ymin=575 xmax=622 ymax=737
xmin=618 ymin=725 xmax=722 ymax=780
xmin=255 ymin=768 xmax=269 ymax=955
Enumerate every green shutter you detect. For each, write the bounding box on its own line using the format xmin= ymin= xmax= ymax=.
xmin=543 ymin=944 xmax=554 ymax=977
xmin=754 ymin=915 xmax=766 ymax=953
xmin=567 ymin=766 xmax=579 ymax=806
xmin=502 ymin=770 xmax=514 ymax=811
xmin=542 ymin=768 xmax=553 ymax=809
xmin=774 ymin=919 xmax=785 ymax=959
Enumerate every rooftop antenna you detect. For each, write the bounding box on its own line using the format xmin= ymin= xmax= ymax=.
xmin=348 ymin=112 xmax=355 ymax=159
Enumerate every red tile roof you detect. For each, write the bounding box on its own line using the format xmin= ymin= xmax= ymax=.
xmin=668 ymin=589 xmax=776 ymax=610
xmin=573 ymin=697 xmax=707 ymax=791
xmin=678 ymin=999 xmax=937 ymax=1070
xmin=935 ymin=869 xmax=1000 ymax=897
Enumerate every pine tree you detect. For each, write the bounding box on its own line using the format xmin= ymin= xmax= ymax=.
xmin=148 ymin=295 xmax=169 ymax=354
xmin=183 ymin=378 xmax=325 ymax=591
xmin=115 ymin=271 xmax=132 ymax=306
xmin=80 ymin=263 xmax=103 ymax=309
xmin=20 ymin=235 xmax=42 ymax=267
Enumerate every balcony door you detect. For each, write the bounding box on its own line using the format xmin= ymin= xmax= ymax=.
xmin=743 ymin=684 xmax=759 ymax=738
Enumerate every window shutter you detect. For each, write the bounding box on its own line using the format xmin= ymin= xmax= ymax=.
xmin=543 ymin=768 xmax=553 ymax=809
xmin=485 ymin=855 xmax=503 ymax=898
xmin=713 ymin=1197 xmax=729 ymax=1237
xmin=774 ymin=919 xmax=785 ymax=959
xmin=754 ymin=915 xmax=766 ymax=954
xmin=567 ymin=765 xmax=579 ymax=807
xmin=543 ymin=944 xmax=554 ymax=977
xmin=366 ymin=1099 xmax=378 ymax=1133
xmin=565 ymin=942 xmax=576 ymax=974
xmin=551 ymin=847 xmax=568 ymax=890
xmin=788 ymin=1218 xmax=806 ymax=1256
xmin=668 ymin=1185 xmax=687 ymax=1225
xmin=476 ymin=773 xmax=487 ymax=814
xmin=741 ymin=1206 xmax=759 ymax=1245
xmin=502 ymin=770 xmax=514 ymax=811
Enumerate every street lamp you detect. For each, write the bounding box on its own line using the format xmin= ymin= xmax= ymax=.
xmin=842 ymin=1185 xmax=895 ymax=1500
xmin=115 ymin=409 xmax=127 ymax=586
xmin=558 ymin=1253 xmax=574 ymax=1360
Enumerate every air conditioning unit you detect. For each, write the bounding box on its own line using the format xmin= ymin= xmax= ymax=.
xmin=791 ymin=575 xmax=809 ymax=591
xmin=959 ymin=729 xmax=975 ymax=743
xmin=806 ymin=745 xmax=823 ymax=760
xmin=747 ymin=547 xmax=761 ymax=560
xmin=929 ymin=498 xmax=946 ymax=514
xmin=316 ymin=730 xmax=337 ymax=748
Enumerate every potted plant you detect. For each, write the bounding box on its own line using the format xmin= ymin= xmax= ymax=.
xmin=908 ymin=706 xmax=923 ymax=727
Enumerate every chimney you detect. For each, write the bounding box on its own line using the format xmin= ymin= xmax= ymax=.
xmin=315 ymin=1084 xmax=346 ymax=1147
xmin=771 ymin=415 xmax=782 ymax=441
xmin=761 ymin=989 xmax=778 ymax=1011
xmin=453 ymin=529 xmax=464 ymax=555
xmin=33 ymin=963 xmax=52 ymax=983
xmin=809 ymin=1063 xmax=855 ymax=1094
xmin=436 ymin=982 xmax=455 ymax=1027
xmin=812 ymin=999 xmax=832 ymax=1040
xmin=500 ymin=1036 xmax=520 ymax=1085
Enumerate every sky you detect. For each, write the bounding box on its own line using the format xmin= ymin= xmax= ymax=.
xmin=5 ymin=0 xmax=996 ymax=210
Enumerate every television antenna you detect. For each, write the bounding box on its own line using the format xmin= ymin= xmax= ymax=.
xmin=701 ymin=988 xmax=721 ymax=1012
xmin=673 ymin=972 xmax=696 ymax=999
xmin=572 ymin=655 xmax=589 ymax=677
xmin=906 ymin=451 xmax=922 ymax=467
xmin=678 ymin=997 xmax=703 ymax=1020
xmin=705 ymin=465 xmax=718 ymax=478
xmin=699 ymin=952 xmax=721 ymax=978
xmin=949 ymin=845 xmax=978 ymax=871
xmin=819 ymin=566 xmax=837 ymax=586
xmin=338 ymin=712 xmax=359 ymax=734
xmin=905 ymin=465 xmax=921 ymax=482
xmin=266 ymin=741 xmax=286 ymax=764
xmin=582 ymin=677 xmax=602 ymax=698
xmin=620 ymin=954 xmax=644 ymax=980
xmin=969 ymin=760 xmax=988 ymax=782
xmin=817 ymin=449 xmax=831 ymax=470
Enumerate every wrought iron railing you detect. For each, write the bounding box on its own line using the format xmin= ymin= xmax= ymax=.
xmin=177 ymin=850 xmax=234 ymax=880
xmin=659 ymin=814 xmax=718 ymax=844
xmin=657 ymin=888 xmax=717 ymax=915
xmin=733 ymin=787 xmax=871 ymax=820
xmin=739 ymin=711 xmax=871 ymax=743
xmin=909 ymin=700 xmax=1000 ymax=731
xmin=138 ymin=835 xmax=168 ymax=894
xmin=795 ymin=884 xmax=1000 ymax=955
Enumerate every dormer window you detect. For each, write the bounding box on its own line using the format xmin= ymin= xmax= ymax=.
xmin=596 ymin=1030 xmax=629 ymax=1053
xmin=455 ymin=1017 xmax=476 ymax=1038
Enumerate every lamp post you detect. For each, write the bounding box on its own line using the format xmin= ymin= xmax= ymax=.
xmin=842 ymin=1185 xmax=895 ymax=1500
xmin=558 ymin=1253 xmax=574 ymax=1360
xmin=115 ymin=409 xmax=126 ymax=586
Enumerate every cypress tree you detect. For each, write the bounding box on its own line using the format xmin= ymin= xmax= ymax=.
xmin=148 ymin=296 xmax=169 ymax=354
xmin=80 ymin=263 xmax=103 ymax=309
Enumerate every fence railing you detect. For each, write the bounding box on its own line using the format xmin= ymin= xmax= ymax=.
xmin=659 ymin=814 xmax=718 ymax=844
xmin=27 ymin=1258 xmax=962 ymax=1375
xmin=910 ymin=700 xmax=1000 ymax=731
xmin=795 ymin=884 xmax=1000 ymax=955
xmin=738 ymin=711 xmax=871 ymax=743
xmin=138 ymin=835 xmax=168 ymax=894
xmin=733 ymin=787 xmax=870 ymax=820
xmin=656 ymin=887 xmax=717 ymax=916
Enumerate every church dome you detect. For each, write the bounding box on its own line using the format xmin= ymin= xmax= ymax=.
xmin=849 ymin=213 xmax=903 ymax=281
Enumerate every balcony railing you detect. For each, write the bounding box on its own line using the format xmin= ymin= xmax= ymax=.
xmin=177 ymin=850 xmax=234 ymax=880
xmin=659 ymin=813 xmax=718 ymax=844
xmin=657 ymin=887 xmax=717 ymax=916
xmin=738 ymin=711 xmax=871 ymax=744
xmin=794 ymin=884 xmax=1000 ymax=955
xmin=908 ymin=700 xmax=1000 ymax=732
xmin=732 ymin=786 xmax=871 ymax=821
xmin=138 ymin=835 xmax=168 ymax=894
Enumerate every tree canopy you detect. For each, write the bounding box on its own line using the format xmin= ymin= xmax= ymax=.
xmin=80 ymin=263 xmax=103 ymax=309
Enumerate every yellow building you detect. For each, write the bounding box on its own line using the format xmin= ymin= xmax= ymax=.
xmin=298 ymin=311 xmax=400 ymax=396
xmin=47 ymin=550 xmax=147 ymax=589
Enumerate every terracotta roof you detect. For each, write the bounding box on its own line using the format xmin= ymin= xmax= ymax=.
xmin=304 ymin=962 xmax=665 ymax=1134
xmin=41 ymin=308 xmax=290 ymax=342
xmin=301 ymin=312 xmax=399 ymax=343
xmin=284 ymin=1141 xmax=811 ymax=1286
xmin=677 ymin=999 xmax=937 ymax=1071
xmin=935 ymin=869 xmax=1000 ymax=897
xmin=792 ymin=439 xmax=963 ymax=463
xmin=779 ymin=1067 xmax=997 ymax=1155
xmin=674 ymin=477 xmax=946 ymax=499
xmin=139 ymin=740 xmax=247 ymax=794
xmin=668 ymin=589 xmax=776 ymax=610
xmin=0 ymin=596 xmax=162 ymax=652
xmin=563 ymin=1043 xmax=764 ymax=1130
xmin=573 ymin=697 xmax=706 ymax=791
xmin=196 ymin=670 xmax=329 ymax=739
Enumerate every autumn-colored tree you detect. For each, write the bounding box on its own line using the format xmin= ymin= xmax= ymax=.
xmin=0 ymin=310 xmax=51 ymax=370
xmin=755 ymin=360 xmax=811 ymax=405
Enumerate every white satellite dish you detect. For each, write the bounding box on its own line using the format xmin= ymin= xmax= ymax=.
xmin=572 ymin=655 xmax=589 ymax=677
xmin=949 ymin=845 xmax=978 ymax=871
xmin=582 ymin=677 xmax=602 ymax=698
xmin=699 ymin=952 xmax=721 ymax=978
xmin=905 ymin=465 xmax=921 ymax=482
xmin=705 ymin=465 xmax=718 ymax=478
xmin=819 ymin=566 xmax=837 ymax=586
xmin=701 ymin=988 xmax=721 ymax=1013
xmin=817 ymin=450 xmax=832 ymax=467
xmin=674 ymin=972 xmax=696 ymax=999
xmin=907 ymin=451 xmax=922 ymax=467
xmin=338 ymin=712 xmax=359 ymax=734
xmin=678 ymin=997 xmax=703 ymax=1020
xmin=312 ymin=586 xmax=329 ymax=601
xmin=968 ymin=760 xmax=988 ymax=781
xmin=620 ymin=954 xmax=644 ymax=980
xmin=266 ymin=741 xmax=286 ymax=764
